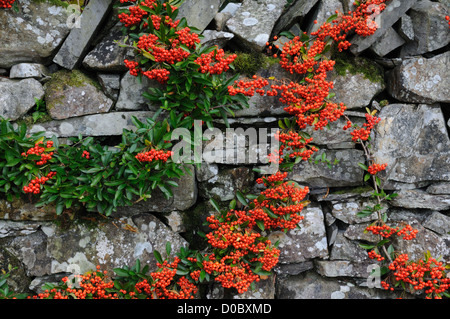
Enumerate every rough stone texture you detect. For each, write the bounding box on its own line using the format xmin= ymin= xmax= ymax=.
xmin=372 ymin=103 xmax=450 ymax=189
xmin=115 ymin=73 xmax=161 ymax=111
xmin=0 ymin=78 xmax=44 ymax=121
xmin=423 ymin=211 xmax=450 ymax=236
xmin=198 ymin=167 xmax=254 ymax=202
xmin=288 ymin=149 xmax=365 ymax=188
xmin=226 ymin=0 xmax=285 ymax=52
xmin=328 ymin=68 xmax=385 ymax=110
xmin=307 ymin=0 xmax=343 ymax=34
xmin=398 ymin=15 xmax=415 ymax=41
xmin=0 ymin=198 xmax=57 ymax=221
xmin=370 ymin=27 xmax=405 ymax=57
xmin=44 ymin=70 xmax=113 ymax=120
xmin=53 ymin=0 xmax=114 ymax=69
xmin=349 ymin=0 xmax=418 ymax=55
xmin=387 ymin=52 xmax=450 ymax=104
xmin=29 ymin=111 xmax=155 ymax=138
xmin=390 ymin=189 xmax=450 ymax=211
xmin=400 ymin=1 xmax=450 ymax=57
xmin=9 ymin=63 xmax=49 ymax=79
xmin=276 ymin=271 xmax=393 ymax=299
xmin=200 ymin=30 xmax=234 ymax=49
xmin=268 ymin=204 xmax=328 ymax=264
xmin=0 ymin=0 xmax=70 ymax=68
xmin=177 ymin=0 xmax=221 ymax=32
xmin=4 ymin=213 xmax=188 ymax=278
xmin=82 ymin=24 xmax=134 ymax=72
xmin=272 ymin=0 xmax=319 ymax=36
xmin=426 ymin=182 xmax=450 ymax=195
xmin=97 ymin=73 xmax=121 ymax=101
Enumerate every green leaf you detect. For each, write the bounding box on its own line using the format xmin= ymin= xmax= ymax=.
xmin=209 ymin=198 xmax=221 ymax=213
xmin=359 ymin=243 xmax=375 ymax=250
xmin=153 ymin=250 xmax=163 ymax=264
xmin=256 ymin=220 xmax=265 ymax=231
xmin=236 ymin=191 xmax=249 ymax=206
xmin=166 ymin=242 xmax=172 ymax=256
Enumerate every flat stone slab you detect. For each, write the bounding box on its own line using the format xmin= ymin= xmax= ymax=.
xmin=53 ymin=0 xmax=114 ymax=69
xmin=29 ymin=111 xmax=155 ymax=138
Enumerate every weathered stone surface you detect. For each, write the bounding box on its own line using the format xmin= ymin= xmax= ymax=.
xmin=268 ymin=204 xmax=328 ymax=264
xmin=307 ymin=0 xmax=343 ymax=34
xmin=387 ymin=52 xmax=450 ymax=104
xmin=97 ymin=73 xmax=121 ymax=101
xmin=200 ymin=30 xmax=234 ymax=49
xmin=0 ymin=220 xmax=41 ymax=238
xmin=82 ymin=24 xmax=134 ymax=72
xmin=423 ymin=211 xmax=450 ymax=236
xmin=177 ymin=0 xmax=220 ymax=32
xmin=29 ymin=111 xmax=155 ymax=138
xmin=53 ymin=0 xmax=114 ymax=69
xmin=328 ymin=68 xmax=385 ymax=110
xmin=315 ymin=260 xmax=371 ymax=278
xmin=44 ymin=70 xmax=113 ymax=120
xmin=0 ymin=0 xmax=70 ymax=68
xmin=372 ymin=104 xmax=450 ymax=189
xmin=0 ymin=78 xmax=44 ymax=121
xmin=400 ymin=0 xmax=450 ymax=57
xmin=5 ymin=214 xmax=188 ymax=278
xmin=276 ymin=271 xmax=392 ymax=299
xmin=398 ymin=15 xmax=414 ymax=41
xmin=115 ymin=73 xmax=161 ymax=111
xmin=426 ymin=182 xmax=450 ymax=195
xmin=370 ymin=27 xmax=405 ymax=57
xmin=349 ymin=0 xmax=418 ymax=55
xmin=272 ymin=0 xmax=319 ymax=36
xmin=329 ymin=231 xmax=369 ymax=263
xmin=198 ymin=167 xmax=254 ymax=202
xmin=226 ymin=0 xmax=285 ymax=51
xmin=9 ymin=63 xmax=49 ymax=79
xmin=0 ymin=198 xmax=57 ymax=221
xmin=288 ymin=149 xmax=365 ymax=188
xmin=390 ymin=189 xmax=450 ymax=211
xmin=330 ymin=199 xmax=382 ymax=224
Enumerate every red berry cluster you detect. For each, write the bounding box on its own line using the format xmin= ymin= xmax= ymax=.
xmin=22 ymin=140 xmax=54 ymax=166
xmin=81 ymin=150 xmax=90 ymax=159
xmin=367 ymin=163 xmax=387 ymax=175
xmin=0 ymin=0 xmax=15 ymax=8
xmin=445 ymin=15 xmax=450 ymax=28
xmin=274 ymin=130 xmax=318 ymax=163
xmin=23 ymin=171 xmax=57 ymax=194
xmin=365 ymin=223 xmax=418 ymax=241
xmin=382 ymin=254 xmax=450 ymax=299
xmin=195 ymin=48 xmax=237 ymax=75
xmin=135 ymin=149 xmax=173 ymax=163
xmin=350 ymin=113 xmax=380 ymax=142
xmin=368 ymin=249 xmax=384 ymax=261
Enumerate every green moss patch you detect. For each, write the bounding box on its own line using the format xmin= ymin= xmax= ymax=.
xmin=332 ymin=51 xmax=384 ymax=84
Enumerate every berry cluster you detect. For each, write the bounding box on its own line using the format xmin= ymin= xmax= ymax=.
xmin=274 ymin=130 xmax=318 ymax=163
xmin=0 ymin=0 xmax=15 ymax=8
xmin=135 ymin=149 xmax=173 ymax=163
xmin=365 ymin=223 xmax=418 ymax=241
xmin=446 ymin=15 xmax=450 ymax=28
xmin=368 ymin=249 xmax=384 ymax=261
xmin=367 ymin=163 xmax=387 ymax=175
xmin=382 ymin=254 xmax=450 ymax=299
xmin=81 ymin=150 xmax=90 ymax=159
xmin=350 ymin=113 xmax=380 ymax=142
xmin=22 ymin=140 xmax=54 ymax=166
xmin=22 ymin=171 xmax=57 ymax=194
xmin=195 ymin=49 xmax=237 ymax=75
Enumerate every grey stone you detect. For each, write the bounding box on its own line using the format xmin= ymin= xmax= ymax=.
xmin=225 ymin=0 xmax=285 ymax=52
xmin=427 ymin=182 xmax=450 ymax=195
xmin=329 ymin=231 xmax=369 ymax=263
xmin=307 ymin=0 xmax=343 ymax=34
xmin=53 ymin=0 xmax=114 ymax=69
xmin=387 ymin=52 xmax=450 ymax=104
xmin=198 ymin=166 xmax=254 ymax=202
xmin=390 ymin=189 xmax=450 ymax=211
xmin=0 ymin=78 xmax=44 ymax=121
xmin=423 ymin=211 xmax=450 ymax=236
xmin=315 ymin=260 xmax=374 ymax=278
xmin=0 ymin=0 xmax=70 ymax=68
xmin=115 ymin=72 xmax=161 ymax=111
xmin=267 ymin=204 xmax=328 ymax=264
xmin=177 ymin=0 xmax=221 ymax=32
xmin=331 ymin=199 xmax=382 ymax=224
xmin=349 ymin=0 xmax=418 ymax=55
xmin=372 ymin=104 xmax=450 ymax=189
xmin=400 ymin=1 xmax=450 ymax=57
xmin=97 ymin=73 xmax=121 ymax=101
xmin=0 ymin=198 xmax=57 ymax=221
xmin=82 ymin=24 xmax=134 ymax=72
xmin=200 ymin=30 xmax=234 ymax=49
xmin=370 ymin=27 xmax=405 ymax=57
xmin=272 ymin=0 xmax=319 ymax=36
xmin=29 ymin=111 xmax=156 ymax=138
xmin=0 ymin=221 xmax=41 ymax=238
xmin=44 ymin=70 xmax=113 ymax=120
xmin=398 ymin=15 xmax=415 ymax=41
xmin=288 ymin=149 xmax=365 ymax=188
xmin=328 ymin=68 xmax=385 ymax=110
xmin=6 ymin=214 xmax=188 ymax=277
xmin=9 ymin=63 xmax=49 ymax=79
xmin=276 ymin=271 xmax=391 ymax=299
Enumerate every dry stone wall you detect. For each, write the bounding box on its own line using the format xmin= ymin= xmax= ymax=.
xmin=0 ymin=0 xmax=449 ymax=299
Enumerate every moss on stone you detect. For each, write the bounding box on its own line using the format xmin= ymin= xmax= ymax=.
xmin=31 ymin=0 xmax=72 ymax=8
xmin=332 ymin=51 xmax=384 ymax=84
xmin=232 ymin=51 xmax=275 ymax=76
xmin=330 ymin=185 xmax=373 ymax=195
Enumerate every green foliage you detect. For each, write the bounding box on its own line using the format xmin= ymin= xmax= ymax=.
xmin=0 ymin=266 xmax=28 ymax=299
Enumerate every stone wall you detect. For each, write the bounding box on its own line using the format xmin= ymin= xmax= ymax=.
xmin=0 ymin=0 xmax=449 ymax=299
